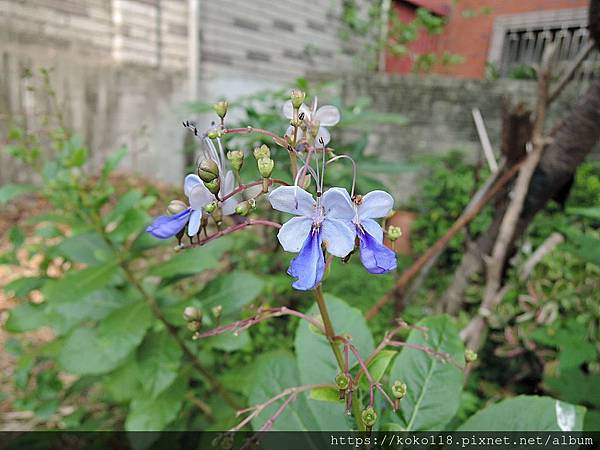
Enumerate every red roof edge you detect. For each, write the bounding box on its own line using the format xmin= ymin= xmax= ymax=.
xmin=400 ymin=0 xmax=451 ymax=16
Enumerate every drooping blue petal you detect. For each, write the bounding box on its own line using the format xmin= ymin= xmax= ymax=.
xmin=287 ymin=229 xmax=325 ymax=291
xmin=357 ymin=227 xmax=397 ymax=274
xmin=146 ymin=208 xmax=191 ymax=239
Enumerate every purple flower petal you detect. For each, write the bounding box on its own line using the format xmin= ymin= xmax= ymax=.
xmin=146 ymin=208 xmax=191 ymax=239
xmin=287 ymin=229 xmax=325 ymax=291
xmin=357 ymin=227 xmax=397 ymax=274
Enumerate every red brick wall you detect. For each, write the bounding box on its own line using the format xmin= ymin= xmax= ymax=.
xmin=387 ymin=0 xmax=590 ymax=78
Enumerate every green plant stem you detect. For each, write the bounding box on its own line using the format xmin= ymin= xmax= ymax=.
xmin=313 ymin=285 xmax=345 ymax=372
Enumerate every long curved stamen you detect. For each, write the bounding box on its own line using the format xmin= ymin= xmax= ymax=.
xmin=203 ymin=137 xmax=220 ymax=164
xmin=215 ymin=137 xmax=227 ymax=172
xmin=326 ymin=154 xmax=357 ymax=198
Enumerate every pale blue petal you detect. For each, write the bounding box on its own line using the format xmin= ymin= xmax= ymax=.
xmin=187 ymin=209 xmax=202 ymax=236
xmin=321 ymin=187 xmax=355 ymax=220
xmin=314 ymin=105 xmax=340 ymax=127
xmin=146 ymin=209 xmax=190 ymax=239
xmin=268 ymin=186 xmax=315 ymax=216
xmin=358 ymin=190 xmax=394 ymax=220
xmin=288 ymin=230 xmax=324 ymax=291
xmin=189 ymin=182 xmax=213 ymax=210
xmin=184 ymin=174 xmax=201 ymax=197
xmin=321 ymin=217 xmax=356 ymax=257
xmin=361 ymin=218 xmax=384 ymax=243
xmin=277 ymin=216 xmax=312 ymax=253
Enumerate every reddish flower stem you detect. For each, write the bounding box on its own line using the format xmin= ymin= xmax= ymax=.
xmin=183 ymin=219 xmax=281 ymax=249
xmin=219 ymin=178 xmax=290 ymax=203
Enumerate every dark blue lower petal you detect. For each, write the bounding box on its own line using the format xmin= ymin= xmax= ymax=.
xmin=288 ymin=229 xmax=324 ymax=291
xmin=357 ymin=227 xmax=397 ymax=274
xmin=146 ymin=208 xmax=191 ymax=239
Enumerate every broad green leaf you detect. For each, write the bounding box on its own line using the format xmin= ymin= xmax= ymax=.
xmin=126 ymin=374 xmax=187 ymax=431
xmin=248 ymin=351 xmax=320 ymax=431
xmin=4 ymin=276 xmax=47 ymax=298
xmin=104 ymin=190 xmax=143 ymax=225
xmin=562 ymin=231 xmax=600 ymax=267
xmin=56 ymin=232 xmax=112 ymax=265
xmin=359 ymin=350 xmax=397 ymax=391
xmin=0 ymin=183 xmax=35 ymax=204
xmin=104 ymin=356 xmax=141 ymax=403
xmin=205 ymin=330 xmax=251 ymax=352
xmin=199 ymin=271 xmax=264 ymax=317
xmin=458 ymin=396 xmax=586 ymax=431
xmin=102 ymin=147 xmax=127 ymax=178
xmin=309 ymin=387 xmax=342 ymax=403
xmin=567 ymin=207 xmax=600 ymax=220
xmin=148 ymin=238 xmax=231 ymax=279
xmin=5 ymin=302 xmax=49 ymax=332
xmin=388 ymin=315 xmax=465 ymax=431
xmin=58 ymin=301 xmax=152 ymax=375
xmin=295 ymin=295 xmax=374 ymax=430
xmin=108 ymin=208 xmax=149 ymax=243
xmin=43 ymin=263 xmax=120 ymax=304
xmin=136 ymin=331 xmax=182 ymax=398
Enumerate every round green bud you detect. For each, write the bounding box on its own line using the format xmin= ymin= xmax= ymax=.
xmin=253 ymin=144 xmax=270 ymax=160
xmin=205 ymin=200 xmax=218 ymax=214
xmin=211 ymin=305 xmax=223 ymax=319
xmin=361 ymin=406 xmax=377 ymax=427
xmin=335 ymin=373 xmax=350 ymax=390
xmin=387 ymin=225 xmax=402 ymax=241
xmin=207 ymin=130 xmax=219 ymax=139
xmin=391 ymin=380 xmax=407 ymax=399
xmin=290 ymin=89 xmax=306 ymax=109
xmin=235 ymin=201 xmax=252 ymax=217
xmin=213 ymin=101 xmax=228 ymax=119
xmin=204 ymin=177 xmax=221 ymax=195
xmin=187 ymin=320 xmax=202 ymax=332
xmin=183 ymin=306 xmax=202 ymax=322
xmin=198 ymin=159 xmax=220 ymax=182
xmin=257 ymin=157 xmax=274 ymax=178
xmin=290 ymin=118 xmax=303 ymax=128
xmin=465 ymin=349 xmax=478 ymax=363
xmin=167 ymin=199 xmax=188 ymax=215
xmin=226 ymin=150 xmax=244 ymax=172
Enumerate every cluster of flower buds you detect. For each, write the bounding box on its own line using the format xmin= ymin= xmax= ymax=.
xmin=465 ymin=349 xmax=478 ymax=363
xmin=198 ymin=159 xmax=220 ymax=195
xmin=235 ymin=199 xmax=256 ymax=217
xmin=183 ymin=306 xmax=203 ymax=334
xmin=253 ymin=144 xmax=274 ymax=191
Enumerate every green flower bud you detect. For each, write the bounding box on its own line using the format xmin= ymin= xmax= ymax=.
xmin=465 ymin=349 xmax=478 ymax=363
xmin=183 ymin=306 xmax=202 ymax=322
xmin=361 ymin=406 xmax=377 ymax=427
xmin=205 ymin=200 xmax=218 ymax=214
xmin=335 ymin=373 xmax=350 ymax=390
xmin=211 ymin=305 xmax=223 ymax=320
xmin=257 ymin=157 xmax=274 ymax=178
xmin=187 ymin=320 xmax=202 ymax=332
xmin=309 ymin=120 xmax=320 ymax=139
xmin=198 ymin=159 xmax=220 ymax=182
xmin=167 ymin=199 xmax=188 ymax=215
xmin=235 ymin=201 xmax=253 ymax=216
xmin=204 ymin=177 xmax=221 ymax=195
xmin=290 ymin=89 xmax=306 ymax=109
xmin=207 ymin=130 xmax=219 ymax=139
xmin=290 ymin=118 xmax=302 ymax=128
xmin=211 ymin=206 xmax=223 ymax=224
xmin=227 ymin=150 xmax=244 ymax=172
xmin=391 ymin=380 xmax=407 ymax=399
xmin=387 ymin=225 xmax=402 ymax=241
xmin=213 ymin=101 xmax=228 ymax=119
xmin=253 ymin=144 xmax=270 ymax=160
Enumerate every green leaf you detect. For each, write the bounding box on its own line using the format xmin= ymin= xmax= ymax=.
xmin=104 ymin=356 xmax=141 ymax=403
xmin=205 ymin=330 xmax=251 ymax=352
xmin=136 ymin=331 xmax=182 ymax=398
xmin=0 ymin=183 xmax=35 ymax=204
xmin=126 ymin=374 xmax=187 ymax=431
xmin=148 ymin=238 xmax=231 ymax=279
xmin=458 ymin=396 xmax=586 ymax=431
xmin=566 ymin=207 xmax=600 ymax=220
xmin=58 ymin=300 xmax=152 ymax=375
xmin=4 ymin=276 xmax=47 ymax=298
xmin=198 ymin=271 xmax=264 ymax=317
xmin=359 ymin=350 xmax=397 ymax=391
xmin=309 ymin=387 xmax=342 ymax=403
xmin=102 ymin=147 xmax=127 ymax=178
xmin=5 ymin=302 xmax=49 ymax=332
xmin=248 ymin=351 xmax=320 ymax=431
xmin=295 ymin=294 xmax=374 ymax=430
xmin=43 ymin=263 xmax=120 ymax=305
xmin=56 ymin=232 xmax=113 ymax=265
xmin=388 ymin=315 xmax=465 ymax=431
